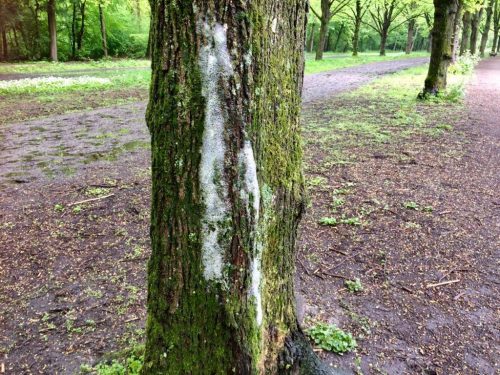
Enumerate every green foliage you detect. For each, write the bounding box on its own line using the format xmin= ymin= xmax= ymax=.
xmin=345 ymin=278 xmax=363 ymax=293
xmin=80 ymin=345 xmax=144 ymax=375
xmin=306 ymin=323 xmax=357 ymax=354
xmin=448 ymin=51 xmax=481 ymax=75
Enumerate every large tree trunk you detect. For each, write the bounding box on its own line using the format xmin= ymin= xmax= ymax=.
xmin=480 ymin=0 xmax=495 ymax=57
xmin=315 ymin=0 xmax=331 ymax=60
xmin=143 ymin=1 xmax=332 ymax=374
xmin=460 ymin=11 xmax=471 ymax=55
xmin=469 ymin=8 xmax=484 ymax=54
xmin=352 ymin=17 xmax=361 ymax=56
xmin=307 ymin=23 xmax=316 ymax=53
xmin=47 ymin=0 xmax=57 ymax=62
xmin=406 ymin=18 xmax=416 ymax=54
xmin=98 ymin=2 xmax=107 ymax=58
xmin=422 ymin=0 xmax=459 ymax=96
xmin=380 ymin=29 xmax=388 ymax=56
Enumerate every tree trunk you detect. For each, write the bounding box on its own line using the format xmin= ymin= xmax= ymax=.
xmin=143 ymin=1 xmax=332 ymax=374
xmin=315 ymin=0 xmax=331 ymax=60
xmin=450 ymin=0 xmax=462 ymax=62
xmin=470 ymin=8 xmax=484 ymax=54
xmin=480 ymin=0 xmax=495 ymax=57
xmin=71 ymin=1 xmax=76 ymax=59
xmin=352 ymin=9 xmax=362 ymax=56
xmin=1 ymin=25 xmax=7 ymax=61
xmin=77 ymin=0 xmax=85 ymax=52
xmin=406 ymin=18 xmax=416 ymax=54
xmin=422 ymin=0 xmax=459 ymax=96
xmin=333 ymin=23 xmax=345 ymax=52
xmin=460 ymin=11 xmax=471 ymax=55
xmin=492 ymin=28 xmax=499 ymax=54
xmin=380 ymin=29 xmax=388 ymax=56
xmin=47 ymin=0 xmax=57 ymax=62
xmin=98 ymin=2 xmax=107 ymax=58
xmin=307 ymin=23 xmax=316 ymax=53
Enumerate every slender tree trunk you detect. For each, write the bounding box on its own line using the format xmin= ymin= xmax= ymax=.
xmin=333 ymin=23 xmax=345 ymax=52
xmin=315 ymin=0 xmax=331 ymax=60
xmin=422 ymin=0 xmax=459 ymax=96
xmin=98 ymin=2 xmax=107 ymax=58
xmin=380 ymin=29 xmax=388 ymax=56
xmin=460 ymin=11 xmax=471 ymax=55
xmin=143 ymin=0 xmax=332 ymax=374
xmin=406 ymin=18 xmax=416 ymax=54
xmin=492 ymin=28 xmax=499 ymax=54
xmin=352 ymin=9 xmax=362 ymax=56
xmin=470 ymin=8 xmax=484 ymax=54
xmin=47 ymin=0 xmax=57 ymax=62
xmin=480 ymin=0 xmax=495 ymax=57
xmin=71 ymin=1 xmax=76 ymax=59
xmin=1 ymin=25 xmax=7 ymax=61
xmin=77 ymin=0 xmax=85 ymax=52
xmin=451 ymin=0 xmax=462 ymax=62
xmin=307 ymin=23 xmax=316 ymax=53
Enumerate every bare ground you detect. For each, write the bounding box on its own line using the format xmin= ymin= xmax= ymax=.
xmin=0 ymin=58 xmax=498 ymax=374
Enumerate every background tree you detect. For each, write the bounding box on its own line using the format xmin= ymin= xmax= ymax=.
xmin=366 ymin=0 xmax=409 ymax=56
xmin=346 ymin=0 xmax=370 ymax=56
xmin=479 ymin=0 xmax=495 ymax=56
xmin=98 ymin=0 xmax=107 ymax=57
xmin=492 ymin=0 xmax=500 ymax=54
xmin=47 ymin=0 xmax=58 ymax=61
xmin=311 ymin=0 xmax=351 ymax=60
xmin=421 ymin=0 xmax=460 ymax=96
xmin=143 ymin=0 xmax=330 ymax=373
xmin=469 ymin=3 xmax=484 ymax=54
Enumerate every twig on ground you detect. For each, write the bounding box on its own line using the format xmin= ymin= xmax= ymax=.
xmin=426 ymin=279 xmax=460 ymax=289
xmin=68 ymin=194 xmax=115 ymax=207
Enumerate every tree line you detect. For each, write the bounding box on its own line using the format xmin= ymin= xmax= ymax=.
xmin=307 ymin=0 xmax=500 ymax=59
xmin=0 ymin=0 xmax=150 ymax=61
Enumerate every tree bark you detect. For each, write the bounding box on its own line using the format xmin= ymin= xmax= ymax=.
xmin=422 ymin=0 xmax=459 ymax=96
xmin=460 ymin=11 xmax=471 ymax=55
xmin=1 ymin=25 xmax=7 ymax=61
xmin=470 ymin=7 xmax=484 ymax=54
xmin=480 ymin=0 xmax=495 ymax=57
xmin=307 ymin=23 xmax=316 ymax=53
xmin=143 ymin=1 xmax=333 ymax=374
xmin=47 ymin=0 xmax=57 ymax=61
xmin=352 ymin=0 xmax=362 ymax=56
xmin=406 ymin=18 xmax=416 ymax=54
xmin=98 ymin=2 xmax=107 ymax=58
xmin=380 ymin=29 xmax=388 ymax=56
xmin=71 ymin=1 xmax=76 ymax=59
xmin=450 ymin=0 xmax=462 ymax=62
xmin=315 ymin=0 xmax=331 ymax=60
xmin=77 ymin=0 xmax=85 ymax=52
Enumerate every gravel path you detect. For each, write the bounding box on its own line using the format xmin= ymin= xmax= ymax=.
xmin=0 ymin=57 xmax=428 ymax=187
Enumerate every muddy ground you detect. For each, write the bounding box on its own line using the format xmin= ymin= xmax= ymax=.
xmin=0 ymin=58 xmax=498 ymax=374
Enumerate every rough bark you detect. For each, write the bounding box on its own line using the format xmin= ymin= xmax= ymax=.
xmin=315 ymin=0 xmax=331 ymax=60
xmin=406 ymin=18 xmax=416 ymax=54
xmin=422 ymin=0 xmax=459 ymax=96
xmin=470 ymin=7 xmax=484 ymax=54
xmin=77 ymin=0 xmax=85 ymax=51
xmin=380 ymin=29 xmax=388 ymax=56
xmin=451 ymin=0 xmax=462 ymax=62
xmin=143 ymin=1 xmax=334 ymax=374
xmin=98 ymin=2 xmax=107 ymax=58
xmin=352 ymin=0 xmax=363 ymax=56
xmin=307 ymin=23 xmax=316 ymax=53
xmin=480 ymin=0 xmax=495 ymax=57
xmin=1 ymin=25 xmax=7 ymax=61
xmin=47 ymin=0 xmax=57 ymax=62
xmin=460 ymin=11 xmax=471 ymax=55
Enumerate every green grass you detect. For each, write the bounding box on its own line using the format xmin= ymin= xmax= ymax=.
xmin=304 ymin=51 xmax=429 ymax=75
xmin=0 ymin=58 xmax=150 ymax=74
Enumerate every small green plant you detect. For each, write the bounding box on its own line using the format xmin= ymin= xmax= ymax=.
xmin=403 ymin=201 xmax=418 ymax=210
xmin=86 ymin=187 xmax=111 ymax=197
xmin=72 ymin=205 xmax=83 ymax=214
xmin=345 ymin=278 xmax=363 ymax=293
xmin=54 ymin=204 xmax=64 ymax=212
xmin=307 ymin=176 xmax=328 ymax=187
xmin=448 ymin=51 xmax=480 ymax=75
xmin=422 ymin=205 xmax=434 ymax=213
xmin=306 ymin=323 xmax=357 ymax=354
xmin=332 ymin=197 xmax=345 ymax=210
xmin=319 ymin=217 xmax=339 ymax=226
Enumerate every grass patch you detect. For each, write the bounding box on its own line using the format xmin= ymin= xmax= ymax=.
xmin=0 ymin=59 xmax=150 ymax=74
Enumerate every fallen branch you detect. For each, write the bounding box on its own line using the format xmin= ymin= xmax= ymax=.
xmin=426 ymin=279 xmax=460 ymax=289
xmin=68 ymin=194 xmax=115 ymax=207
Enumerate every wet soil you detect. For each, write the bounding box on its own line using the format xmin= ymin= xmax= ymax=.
xmin=0 ymin=58 xmax=498 ymax=374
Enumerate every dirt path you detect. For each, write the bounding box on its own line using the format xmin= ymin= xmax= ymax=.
xmin=0 ymin=58 xmax=427 ymax=188
xmin=2 ymin=58 xmax=498 ymax=375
